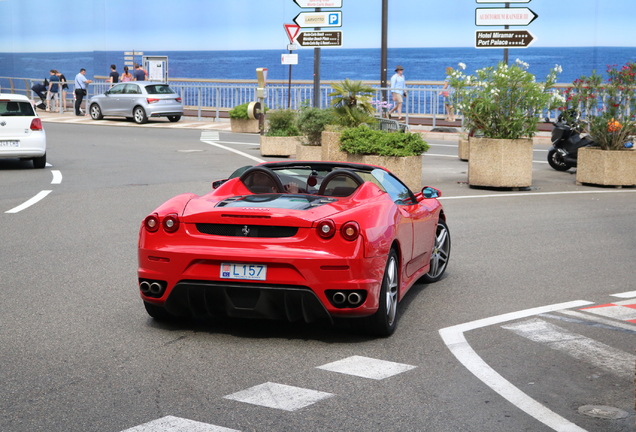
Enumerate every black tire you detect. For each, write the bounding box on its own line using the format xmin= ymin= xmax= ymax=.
xmin=421 ymin=219 xmax=451 ymax=283
xmin=167 ymin=115 xmax=181 ymax=122
xmin=366 ymin=249 xmax=399 ymax=337
xmin=32 ymin=153 xmax=46 ymax=169
xmin=547 ymin=149 xmax=571 ymax=171
xmin=133 ymin=106 xmax=148 ymax=124
xmin=89 ymin=103 xmax=103 ymax=120
xmin=143 ymin=301 xmax=171 ymax=320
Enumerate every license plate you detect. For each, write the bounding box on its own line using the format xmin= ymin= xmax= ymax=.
xmin=220 ymin=263 xmax=267 ymax=281
xmin=0 ymin=140 xmax=19 ymax=147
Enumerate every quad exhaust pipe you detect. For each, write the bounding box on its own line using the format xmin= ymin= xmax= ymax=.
xmin=139 ymin=281 xmax=151 ymax=293
xmin=332 ymin=291 xmax=346 ymax=305
xmin=347 ymin=292 xmax=362 ymax=306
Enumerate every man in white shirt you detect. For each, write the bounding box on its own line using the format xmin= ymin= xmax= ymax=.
xmin=74 ymin=68 xmax=92 ymax=116
xmin=389 ymin=65 xmax=406 ymax=120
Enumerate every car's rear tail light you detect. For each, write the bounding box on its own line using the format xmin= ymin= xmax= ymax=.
xmin=30 ymin=118 xmax=43 ymax=131
xmin=162 ymin=214 xmax=180 ymax=233
xmin=176 ymin=97 xmax=182 ymax=103
xmin=147 ymin=98 xmax=160 ymax=104
xmin=341 ymin=221 xmax=360 ymax=241
xmin=316 ymin=219 xmax=336 ymax=239
xmin=144 ymin=214 xmax=160 ymax=232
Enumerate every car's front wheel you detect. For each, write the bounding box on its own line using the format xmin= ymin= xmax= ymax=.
xmin=167 ymin=115 xmax=181 ymax=122
xmin=366 ymin=249 xmax=399 ymax=337
xmin=133 ymin=106 xmax=148 ymax=124
xmin=89 ymin=103 xmax=103 ymax=120
xmin=421 ymin=219 xmax=451 ymax=283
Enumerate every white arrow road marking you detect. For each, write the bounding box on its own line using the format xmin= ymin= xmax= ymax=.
xmin=120 ymin=415 xmax=240 ymax=432
xmin=502 ymin=318 xmax=635 ymax=379
xmin=611 ymin=290 xmax=636 ymax=298
xmin=439 ymin=300 xmax=592 ymax=432
xmin=5 ymin=190 xmax=52 ymax=214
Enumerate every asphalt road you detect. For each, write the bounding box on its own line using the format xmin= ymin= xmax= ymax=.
xmin=1 ymin=122 xmax=635 ymax=432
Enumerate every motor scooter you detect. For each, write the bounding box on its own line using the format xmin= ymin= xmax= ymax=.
xmin=547 ymin=111 xmax=596 ymax=171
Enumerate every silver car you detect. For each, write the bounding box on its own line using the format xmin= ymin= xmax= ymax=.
xmin=88 ymin=82 xmax=183 ymax=124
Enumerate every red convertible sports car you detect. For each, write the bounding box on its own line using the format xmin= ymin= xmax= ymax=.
xmin=138 ymin=161 xmax=450 ymax=336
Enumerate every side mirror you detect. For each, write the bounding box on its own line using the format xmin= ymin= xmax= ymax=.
xmin=422 ymin=186 xmax=441 ymax=199
xmin=212 ymin=179 xmax=228 ymax=189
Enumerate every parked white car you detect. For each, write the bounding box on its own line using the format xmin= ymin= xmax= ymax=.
xmin=0 ymin=94 xmax=47 ymax=168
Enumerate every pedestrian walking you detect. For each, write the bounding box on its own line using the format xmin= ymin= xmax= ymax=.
xmin=388 ymin=65 xmax=406 ymax=120
xmin=57 ymin=71 xmax=69 ymax=111
xmin=121 ymin=66 xmax=133 ymax=82
xmin=74 ymin=68 xmax=92 ymax=116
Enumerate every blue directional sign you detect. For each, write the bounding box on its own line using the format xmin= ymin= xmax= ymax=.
xmin=294 ymin=11 xmax=343 ymax=28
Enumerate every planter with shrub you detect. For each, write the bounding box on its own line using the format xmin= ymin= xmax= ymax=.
xmin=260 ymin=109 xmax=301 ymax=157
xmin=229 ymin=102 xmax=260 ymax=133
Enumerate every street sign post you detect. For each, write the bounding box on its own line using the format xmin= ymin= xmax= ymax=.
xmin=294 ymin=11 xmax=342 ymax=28
xmin=283 ymin=24 xmax=301 ymax=43
xmin=293 ymin=0 xmax=342 ymax=7
xmin=475 ymin=7 xmax=538 ymax=26
xmin=296 ymin=31 xmax=342 ymax=47
xmin=476 ymin=0 xmax=530 ymax=2
xmin=475 ymin=30 xmax=535 ymax=48
xmin=281 ymin=54 xmax=299 ymax=65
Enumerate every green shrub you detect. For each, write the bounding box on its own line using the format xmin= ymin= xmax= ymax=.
xmin=339 ymin=125 xmax=429 ymax=157
xmin=265 ymin=109 xmax=300 ymax=137
xmin=297 ymin=107 xmax=336 ymax=145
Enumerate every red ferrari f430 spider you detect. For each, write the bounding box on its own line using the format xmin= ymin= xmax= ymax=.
xmin=138 ymin=161 xmax=450 ymax=336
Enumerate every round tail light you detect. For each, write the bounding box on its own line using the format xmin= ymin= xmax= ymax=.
xmin=341 ymin=221 xmax=360 ymax=241
xmin=316 ymin=219 xmax=336 ymax=239
xmin=144 ymin=215 xmax=159 ymax=232
xmin=162 ymin=214 xmax=180 ymax=233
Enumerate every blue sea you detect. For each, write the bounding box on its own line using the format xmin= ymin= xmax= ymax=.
xmin=1 ymin=47 xmax=635 ymax=83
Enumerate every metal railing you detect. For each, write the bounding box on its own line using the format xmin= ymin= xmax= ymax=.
xmin=1 ymin=75 xmax=575 ymax=125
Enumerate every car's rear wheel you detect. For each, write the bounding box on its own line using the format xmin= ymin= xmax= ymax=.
xmin=167 ymin=115 xmax=181 ymax=122
xmin=421 ymin=219 xmax=451 ymax=283
xmin=32 ymin=153 xmax=46 ymax=169
xmin=89 ymin=103 xmax=103 ymax=120
xmin=143 ymin=301 xmax=171 ymax=320
xmin=133 ymin=106 xmax=148 ymax=124
xmin=366 ymin=249 xmax=399 ymax=337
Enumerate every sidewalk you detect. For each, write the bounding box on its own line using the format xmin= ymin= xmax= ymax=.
xmin=36 ymin=108 xmax=552 ymax=144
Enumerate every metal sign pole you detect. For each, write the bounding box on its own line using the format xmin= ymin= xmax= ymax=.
xmin=503 ymin=2 xmax=510 ymax=64
xmin=313 ymin=7 xmax=321 ymax=108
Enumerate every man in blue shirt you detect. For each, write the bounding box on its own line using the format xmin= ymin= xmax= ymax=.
xmin=46 ymin=69 xmax=60 ymax=112
xmin=389 ymin=65 xmax=406 ymax=120
xmin=133 ymin=63 xmax=147 ymax=81
xmin=74 ymin=68 xmax=92 ymax=116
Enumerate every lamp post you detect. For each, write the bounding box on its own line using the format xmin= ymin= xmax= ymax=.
xmin=380 ymin=0 xmax=388 ymax=105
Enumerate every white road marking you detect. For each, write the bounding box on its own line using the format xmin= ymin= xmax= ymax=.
xmin=224 ymin=382 xmax=333 ymax=412
xmin=51 ymin=170 xmax=62 ymax=184
xmin=120 ymin=415 xmax=240 ymax=432
xmin=201 ymin=139 xmax=265 ymax=163
xmin=580 ymin=302 xmax=636 ymax=321
xmin=611 ymin=290 xmax=636 ymax=298
xmin=502 ymin=318 xmax=635 ymax=378
xmin=317 ymin=355 xmax=416 ymax=380
xmin=440 ymin=189 xmax=636 ymax=200
xmin=439 ymin=300 xmax=592 ymax=432
xmin=558 ymin=310 xmax=636 ymax=333
xmin=5 ymin=190 xmax=52 ymax=214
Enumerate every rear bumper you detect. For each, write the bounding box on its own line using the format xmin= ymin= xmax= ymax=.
xmin=0 ymin=134 xmax=46 ymax=158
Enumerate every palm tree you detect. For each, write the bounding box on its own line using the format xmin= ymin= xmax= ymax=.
xmin=328 ymin=79 xmax=377 ymax=127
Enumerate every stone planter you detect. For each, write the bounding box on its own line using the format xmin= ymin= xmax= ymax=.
xmin=468 ymin=137 xmax=533 ymax=188
xmin=576 ymin=147 xmax=636 ymax=187
xmin=458 ymin=138 xmax=469 ymax=161
xmin=230 ymin=118 xmax=260 ymax=134
xmin=296 ymin=144 xmax=322 ymax=161
xmin=321 ymin=131 xmax=347 ymax=162
xmin=346 ymin=154 xmax=423 ymax=192
xmin=260 ymin=136 xmax=300 ymax=157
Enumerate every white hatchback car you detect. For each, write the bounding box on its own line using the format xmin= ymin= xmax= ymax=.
xmin=0 ymin=94 xmax=47 ymax=168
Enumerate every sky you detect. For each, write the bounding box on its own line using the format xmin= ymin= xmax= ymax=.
xmin=1 ymin=0 xmax=635 ymax=52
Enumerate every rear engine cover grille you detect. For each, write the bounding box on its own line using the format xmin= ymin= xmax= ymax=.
xmin=196 ymin=223 xmax=298 ymax=238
